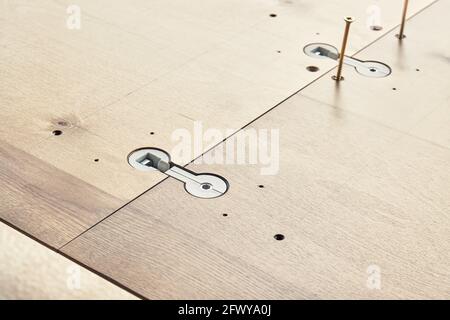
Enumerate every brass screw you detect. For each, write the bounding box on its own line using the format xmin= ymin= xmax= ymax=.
xmin=333 ymin=16 xmax=354 ymax=81
xmin=396 ymin=0 xmax=409 ymax=40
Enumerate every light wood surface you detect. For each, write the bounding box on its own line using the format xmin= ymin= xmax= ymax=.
xmin=0 ymin=141 xmax=122 ymax=247
xmin=0 ymin=222 xmax=138 ymax=300
xmin=62 ymin=1 xmax=450 ymax=299
xmin=62 ymin=96 xmax=450 ymax=299
xmin=300 ymin=0 xmax=450 ymax=142
xmin=1 ymin=0 xmax=434 ymax=200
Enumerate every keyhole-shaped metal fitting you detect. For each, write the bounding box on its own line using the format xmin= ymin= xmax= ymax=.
xmin=303 ymin=43 xmax=391 ymax=78
xmin=128 ymin=148 xmax=229 ymax=199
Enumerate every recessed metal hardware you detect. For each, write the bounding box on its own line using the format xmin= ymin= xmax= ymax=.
xmin=128 ymin=148 xmax=229 ymax=199
xmin=305 ymin=43 xmax=339 ymax=60
xmin=304 ymin=43 xmax=391 ymax=78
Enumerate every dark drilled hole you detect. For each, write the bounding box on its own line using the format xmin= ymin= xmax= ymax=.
xmin=52 ymin=130 xmax=63 ymax=136
xmin=370 ymin=25 xmax=383 ymax=31
xmin=306 ymin=66 xmax=320 ymax=72
xmin=274 ymin=234 xmax=285 ymax=241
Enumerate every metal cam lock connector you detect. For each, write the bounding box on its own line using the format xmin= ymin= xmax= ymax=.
xmin=128 ymin=148 xmax=229 ymax=199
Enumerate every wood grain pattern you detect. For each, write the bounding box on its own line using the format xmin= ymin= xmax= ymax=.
xmin=0 ymin=222 xmax=137 ymax=299
xmin=62 ymin=94 xmax=450 ymax=299
xmin=0 ymin=140 xmax=122 ymax=248
xmin=1 ymin=0 xmax=437 ymax=249
xmin=62 ymin=1 xmax=450 ymax=299
xmin=1 ymin=0 xmax=435 ymax=197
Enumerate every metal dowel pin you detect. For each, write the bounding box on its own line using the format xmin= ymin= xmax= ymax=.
xmin=332 ymin=17 xmax=354 ymax=81
xmin=396 ymin=0 xmax=409 ymax=40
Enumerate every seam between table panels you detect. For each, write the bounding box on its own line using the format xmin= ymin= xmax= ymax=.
xmin=54 ymin=0 xmax=441 ymax=294
xmin=57 ymin=0 xmax=440 ymax=251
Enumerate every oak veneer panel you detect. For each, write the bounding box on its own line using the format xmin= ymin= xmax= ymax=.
xmin=62 ymin=95 xmax=450 ymax=299
xmin=64 ymin=0 xmax=433 ymax=57
xmin=0 ymin=0 xmax=192 ymax=150
xmin=0 ymin=1 xmax=437 ymax=251
xmin=11 ymin=0 xmax=436 ymax=198
xmin=62 ymin=2 xmax=450 ymax=298
xmin=62 ymin=211 xmax=315 ymax=300
xmin=0 ymin=140 xmax=122 ymax=248
xmin=24 ymin=112 xmax=190 ymax=200
xmin=1 ymin=0 xmax=435 ymax=186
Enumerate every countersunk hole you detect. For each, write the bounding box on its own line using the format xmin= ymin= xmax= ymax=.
xmin=258 ymin=185 xmax=265 ymax=188
xmin=94 ymin=159 xmax=99 ymax=162
xmin=274 ymin=234 xmax=285 ymax=241
xmin=222 ymin=213 xmax=228 ymax=217
xmin=269 ymin=13 xmax=277 ymax=17
xmin=52 ymin=130 xmax=63 ymax=136
xmin=370 ymin=25 xmax=383 ymax=31
xmin=306 ymin=66 xmax=320 ymax=72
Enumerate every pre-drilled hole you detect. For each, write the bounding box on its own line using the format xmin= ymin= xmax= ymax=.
xmin=258 ymin=185 xmax=265 ymax=188
xmin=222 ymin=213 xmax=228 ymax=217
xmin=306 ymin=66 xmax=320 ymax=72
xmin=274 ymin=234 xmax=285 ymax=241
xmin=370 ymin=25 xmax=383 ymax=31
xmin=150 ymin=132 xmax=155 ymax=135
xmin=94 ymin=159 xmax=99 ymax=162
xmin=370 ymin=68 xmax=377 ymax=72
xmin=392 ymin=87 xmax=397 ymax=91
xmin=201 ymin=184 xmax=211 ymax=190
xmin=269 ymin=13 xmax=277 ymax=17
xmin=52 ymin=130 xmax=62 ymax=136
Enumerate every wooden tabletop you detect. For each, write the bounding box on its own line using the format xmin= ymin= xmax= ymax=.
xmin=1 ymin=0 xmax=449 ymax=299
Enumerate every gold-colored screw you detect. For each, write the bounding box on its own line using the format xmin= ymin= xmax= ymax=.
xmin=396 ymin=0 xmax=409 ymax=40
xmin=333 ymin=16 xmax=354 ymax=81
